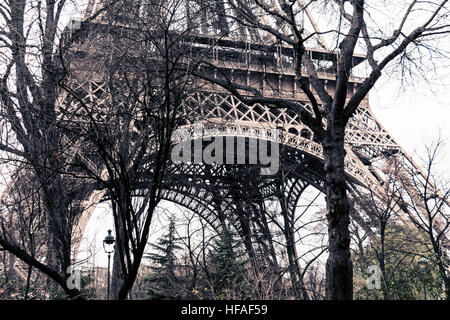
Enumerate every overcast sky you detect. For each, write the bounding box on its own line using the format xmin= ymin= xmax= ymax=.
xmin=370 ymin=70 xmax=450 ymax=180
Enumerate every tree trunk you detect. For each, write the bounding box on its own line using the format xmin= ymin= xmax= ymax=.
xmin=323 ymin=133 xmax=353 ymax=300
xmin=111 ymin=242 xmax=124 ymax=300
xmin=24 ymin=266 xmax=32 ymax=300
xmin=111 ymin=201 xmax=126 ymax=300
xmin=436 ymin=255 xmax=450 ymax=300
xmin=379 ymin=223 xmax=390 ymax=300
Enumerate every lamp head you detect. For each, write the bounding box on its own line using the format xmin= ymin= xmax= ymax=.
xmin=104 ymin=229 xmax=115 ymax=245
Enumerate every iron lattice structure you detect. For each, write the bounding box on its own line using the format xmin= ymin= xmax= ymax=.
xmin=3 ymin=0 xmax=448 ymax=279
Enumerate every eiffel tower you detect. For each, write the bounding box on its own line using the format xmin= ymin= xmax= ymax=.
xmin=5 ymin=0 xmax=448 ymax=287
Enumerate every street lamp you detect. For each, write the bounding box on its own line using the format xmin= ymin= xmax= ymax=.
xmin=103 ymin=229 xmax=115 ymax=300
xmin=418 ymin=257 xmax=428 ymax=300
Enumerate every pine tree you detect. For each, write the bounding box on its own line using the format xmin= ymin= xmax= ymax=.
xmin=145 ymin=216 xmax=182 ymax=299
xmin=207 ymin=229 xmax=250 ymax=299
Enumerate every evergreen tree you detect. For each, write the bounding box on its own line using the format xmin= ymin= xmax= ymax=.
xmin=145 ymin=216 xmax=182 ymax=299
xmin=207 ymin=229 xmax=251 ymax=299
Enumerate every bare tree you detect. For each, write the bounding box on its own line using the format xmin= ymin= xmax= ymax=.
xmin=350 ymin=158 xmax=405 ymax=299
xmin=0 ymin=0 xmax=113 ymax=299
xmin=399 ymin=138 xmax=450 ymax=299
xmin=58 ymin=0 xmax=206 ymax=299
xmin=191 ymin=0 xmax=450 ymax=299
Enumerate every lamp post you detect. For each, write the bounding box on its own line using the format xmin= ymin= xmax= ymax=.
xmin=418 ymin=257 xmax=428 ymax=300
xmin=103 ymin=229 xmax=115 ymax=300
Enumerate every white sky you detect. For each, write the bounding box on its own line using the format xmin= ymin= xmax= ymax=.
xmin=370 ymin=72 xmax=450 ymax=176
